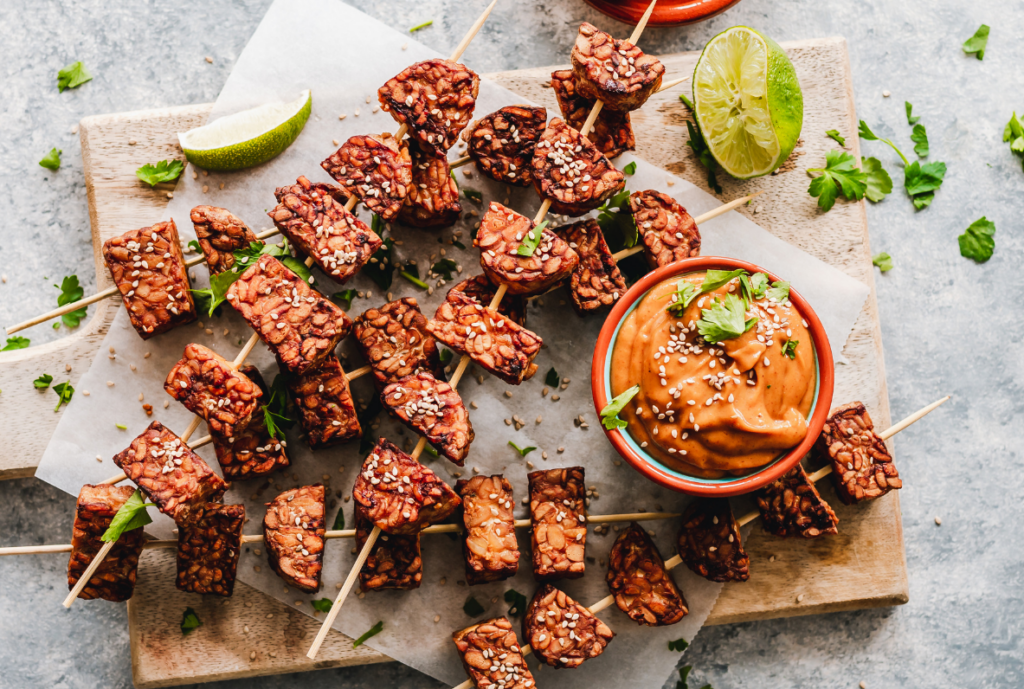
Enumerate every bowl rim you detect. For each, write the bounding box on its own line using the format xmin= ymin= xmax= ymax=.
xmin=581 ymin=0 xmax=745 ymax=28
xmin=591 ymin=255 xmax=835 ymax=497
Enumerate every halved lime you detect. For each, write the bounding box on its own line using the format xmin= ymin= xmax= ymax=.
xmin=692 ymin=27 xmax=802 ymax=179
xmin=179 ymin=90 xmax=312 ymax=172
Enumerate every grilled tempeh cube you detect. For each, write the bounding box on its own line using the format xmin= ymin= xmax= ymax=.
xmin=383 ymin=372 xmax=474 ymax=465
xmin=453 ymin=617 xmax=535 ymax=689
xmin=263 ymin=485 xmax=326 ymax=593
xmin=190 ymin=205 xmax=258 ymax=275
xmin=450 ymin=275 xmax=526 ymax=327
xmin=378 ymin=59 xmax=480 ymax=157
xmin=67 ymin=485 xmax=145 ymax=602
xmin=176 ymin=503 xmax=245 ymax=596
xmin=550 ymin=69 xmax=635 ymax=159
xmin=531 ymin=118 xmax=625 ymax=217
xmin=607 ymin=521 xmax=689 ymax=626
xmin=286 ymin=354 xmax=361 ymax=449
xmin=102 ymin=220 xmax=197 ymax=339
xmin=556 ymin=218 xmax=626 ymax=314
xmin=399 ymin=141 xmax=462 ymax=228
xmin=677 ymin=498 xmax=750 ymax=583
xmin=211 ymin=365 xmax=290 ymax=480
xmin=353 ymin=298 xmax=446 ymax=393
xmin=352 ymin=438 xmax=461 ymax=535
xmin=427 ymin=291 xmax=542 ymax=385
xmin=355 ymin=503 xmax=422 ymax=591
xmin=629 ymin=190 xmax=702 ymax=268
xmin=757 ymin=464 xmax=840 ymax=538
xmin=817 ymin=401 xmax=902 ymax=505
xmin=164 ymin=343 xmax=263 ymax=438
xmin=523 ymin=584 xmax=614 ymax=668
xmin=321 ymin=134 xmax=412 ymax=222
xmin=269 ymin=176 xmax=382 ymax=283
xmin=475 ymin=202 xmax=579 ymax=296
xmin=226 ymin=254 xmax=352 ymax=376
xmin=463 ymin=105 xmax=547 ymax=186
xmin=528 ymin=467 xmax=587 ymax=581
xmin=457 ymin=475 xmax=519 ymax=585
xmin=570 ymin=21 xmax=665 ymax=112
xmin=112 ymin=421 xmax=228 ymax=525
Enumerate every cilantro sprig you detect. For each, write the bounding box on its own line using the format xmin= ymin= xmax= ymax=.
xmin=102 ymin=489 xmax=154 ymax=543
xmin=57 ymin=61 xmax=93 ymax=93
xmin=600 ymin=385 xmax=639 ymax=430
xmin=905 ymin=102 xmax=920 ymax=125
xmin=696 ymin=294 xmax=757 ymax=343
xmin=858 ymin=120 xmax=909 ymax=166
xmin=807 ymin=150 xmax=867 ymax=211
xmin=2 ymin=336 xmax=30 ymax=351
xmin=399 ymin=262 xmax=429 ymax=289
xmin=508 ymin=441 xmax=536 ymax=457
xmin=861 ymin=157 xmax=893 ymax=202
xmin=958 ymin=217 xmax=996 ymax=262
xmin=431 ymin=258 xmax=458 ymax=281
xmin=858 ymin=120 xmax=944 ymax=209
xmin=56 ymin=275 xmax=87 ymax=327
xmin=136 ymin=160 xmax=185 ymax=188
xmin=515 ymin=220 xmax=550 ymax=257
xmin=261 ymin=375 xmax=294 ymax=440
xmin=191 ymin=240 xmax=291 ymax=317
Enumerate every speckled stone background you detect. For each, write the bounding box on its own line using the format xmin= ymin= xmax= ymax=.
xmin=1 ymin=0 xmax=1021 ymax=687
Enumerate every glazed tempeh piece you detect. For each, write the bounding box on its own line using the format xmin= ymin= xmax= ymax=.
xmin=450 ymin=275 xmax=526 ymax=327
xmin=320 ymin=133 xmax=412 ymax=222
xmin=571 ymin=21 xmax=665 ymax=112
xmin=383 ymin=372 xmax=474 ymax=465
xmin=453 ymin=617 xmax=535 ymax=689
xmin=427 ymin=291 xmax=542 ymax=385
xmin=176 ymin=503 xmax=245 ymax=596
xmin=531 ymin=117 xmax=625 ymax=217
xmin=112 ymin=421 xmax=228 ymax=525
xmin=757 ymin=464 xmax=840 ymax=538
xmin=353 ymin=298 xmax=446 ymax=393
xmin=67 ymin=485 xmax=145 ymax=602
xmin=263 ymin=485 xmax=326 ymax=593
xmin=677 ymin=498 xmax=750 ymax=583
xmin=163 ymin=343 xmax=263 ymax=438
xmin=226 ymin=254 xmax=352 ymax=376
xmin=817 ymin=401 xmax=902 ymax=504
xmin=211 ymin=365 xmax=290 ymax=479
xmin=378 ymin=59 xmax=480 ymax=157
xmin=629 ymin=190 xmax=702 ymax=268
xmin=190 ymin=205 xmax=258 ymax=275
xmin=269 ymin=176 xmax=382 ymax=283
xmin=399 ymin=141 xmax=462 ymax=228
xmin=556 ymin=218 xmax=626 ymax=314
xmin=463 ymin=105 xmax=547 ymax=186
xmin=102 ymin=220 xmax=197 ymax=339
xmin=524 ymin=584 xmax=614 ymax=668
xmin=286 ymin=354 xmax=361 ymax=449
xmin=607 ymin=521 xmax=689 ymax=626
xmin=355 ymin=503 xmax=422 ymax=591
xmin=528 ymin=467 xmax=587 ymax=581
xmin=475 ymin=202 xmax=578 ymax=296
xmin=550 ymin=69 xmax=635 ymax=159
xmin=352 ymin=438 xmax=461 ymax=535
xmin=457 ymin=475 xmax=519 ymax=585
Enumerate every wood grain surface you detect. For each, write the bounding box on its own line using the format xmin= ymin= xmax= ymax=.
xmin=4 ymin=39 xmax=907 ymax=687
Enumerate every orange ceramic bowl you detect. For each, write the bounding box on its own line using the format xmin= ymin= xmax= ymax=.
xmin=591 ymin=256 xmax=835 ymax=497
xmin=583 ymin=0 xmax=744 ymax=27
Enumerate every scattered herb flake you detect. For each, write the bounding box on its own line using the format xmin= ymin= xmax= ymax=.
xmin=696 ymin=294 xmax=757 ymax=343
xmin=958 ymin=216 xmax=996 ymax=262
xmin=188 ymin=239 xmax=202 ymax=254
xmin=423 ymin=444 xmax=440 ymax=458
xmin=962 ymin=24 xmax=989 ymax=60
xmin=332 ymin=507 xmax=345 ymax=531
xmin=53 ymin=381 xmax=74 ymax=411
xmin=872 ymin=252 xmax=893 ymax=272
xmin=766 ymin=281 xmax=791 ymax=302
xmin=463 ymin=188 xmax=483 ymax=203
xmin=545 ymin=367 xmax=560 ymax=387
xmin=57 ymin=61 xmax=93 ymax=92
xmin=904 ymin=161 xmax=947 ymax=209
xmin=180 ymin=607 xmax=202 ymax=635
xmin=910 ymin=124 xmax=929 ymax=157
xmin=439 ymin=348 xmax=453 ymax=365
xmin=103 ymin=489 xmax=153 ymax=542
xmin=39 ymin=148 xmax=62 ymax=171
xmin=452 ymin=240 xmax=466 ymax=250
xmin=34 ymin=374 xmax=53 ymax=389
xmin=430 ymin=258 xmax=458 ymax=281
xmin=600 ymin=385 xmax=639 ymax=430
xmin=463 ymin=597 xmax=485 ymax=617
xmin=515 ymin=220 xmax=550 ymax=257
xmin=861 ymin=157 xmax=893 ymax=202
xmin=508 ymin=441 xmax=536 ymax=457
xmin=136 ymin=160 xmax=185 ymax=188
xmin=330 ymin=289 xmax=358 ymax=311
xmin=409 ymin=19 xmax=433 ymax=32
xmin=807 ymin=150 xmax=867 ymax=212
xmin=55 ymin=275 xmax=87 ymax=327
xmin=825 ymin=129 xmax=846 ymax=147
xmin=504 ymin=588 xmax=528 ymax=617
xmin=2 ymin=336 xmax=30 ymax=351
xmin=622 ymin=161 xmax=637 ymax=175
xmin=353 ymin=620 xmax=384 ymax=648
xmin=668 ymin=638 xmax=689 ymax=652
xmin=782 ymin=339 xmax=799 ymax=359
xmin=311 ymin=598 xmax=333 ymax=613
xmin=905 ymin=101 xmax=920 ymax=125
xmin=595 ymin=189 xmax=637 ymax=252
xmin=116 ymin=423 xmax=127 ymax=430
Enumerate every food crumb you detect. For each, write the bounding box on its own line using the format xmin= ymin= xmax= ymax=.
xmin=205 ymin=56 xmax=213 ymax=63
xmin=882 ymin=90 xmax=891 ymax=97
xmin=934 ymin=516 xmax=942 ymax=526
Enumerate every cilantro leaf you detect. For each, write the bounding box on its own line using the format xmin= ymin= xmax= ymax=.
xmin=596 ymin=189 xmax=637 ymax=252
xmin=504 ymin=589 xmax=528 ymax=617
xmin=180 ymin=607 xmax=202 ymax=635
xmin=311 ymin=598 xmax=333 ymax=613
xmin=622 ymin=161 xmax=637 ymax=175
xmin=766 ymin=281 xmax=791 ymax=302
xmin=668 ymin=638 xmax=689 ymax=652
xmin=825 ymin=130 xmax=846 ymax=147
xmin=281 ymin=256 xmax=316 ymax=286
xmin=190 ymin=269 xmax=241 ymax=318
xmin=958 ymin=216 xmax=996 ymax=262
xmin=364 ymin=235 xmax=395 ymax=290
xmin=261 ymin=374 xmax=294 ymax=440
xmin=55 ymin=274 xmax=87 ymax=327
xmin=910 ymin=124 xmax=929 ymax=157
xmin=33 ymin=374 xmax=53 ymax=389
xmin=188 ymin=239 xmax=202 ymax=254
xmin=508 ymin=441 xmax=536 ymax=457
xmin=330 ymin=289 xmax=358 ymax=310
xmin=747 ymin=273 xmax=769 ymax=300
xmin=430 ymin=258 xmax=458 ymax=281
xmin=663 ymin=280 xmax=697 ymax=316
xmin=57 ymin=61 xmax=93 ymax=92
xmin=696 ymin=294 xmax=757 ymax=343
xmin=904 ymin=161 xmax=947 ymax=209
xmin=782 ymin=340 xmax=799 ymax=359
xmin=600 ymin=385 xmax=639 ymax=430
xmin=677 ymin=665 xmax=693 ymax=689
xmin=516 ymin=220 xmax=550 ymax=257
xmin=439 ymin=348 xmax=453 ymax=365
xmin=136 ymin=160 xmax=184 ymax=188
xmin=861 ymin=157 xmax=893 ymax=202
xmin=332 ymin=507 xmax=345 ymax=531
xmin=409 ymin=19 xmax=433 ymax=32
xmin=353 ymin=620 xmax=384 ymax=648
xmin=963 ymin=24 xmax=989 ymax=60
xmin=905 ymin=101 xmax=920 ymax=125
xmin=399 ymin=261 xmax=429 ymax=289
xmin=102 ymin=489 xmax=153 ymax=542
xmin=39 ymin=148 xmax=62 ymax=171
xmin=700 ymin=269 xmax=748 ymax=294
xmin=232 ymin=239 xmax=290 ymax=269
xmin=2 ymin=336 xmax=30 ymax=351
xmin=872 ymin=252 xmax=894 ymax=272
xmin=463 ymin=596 xmax=485 ymax=617
xmin=807 ymin=150 xmax=867 ymax=212
xmin=858 ymin=120 xmax=909 ymax=166
xmin=463 ymin=188 xmax=483 ymax=203
xmin=53 ymin=381 xmax=74 ymax=411
xmin=545 ymin=367 xmax=560 ymax=387
xmin=685 ymin=118 xmax=722 ymax=194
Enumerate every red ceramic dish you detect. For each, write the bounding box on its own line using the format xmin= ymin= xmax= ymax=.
xmin=591 ymin=256 xmax=835 ymax=497
xmin=583 ymin=0 xmax=744 ymax=28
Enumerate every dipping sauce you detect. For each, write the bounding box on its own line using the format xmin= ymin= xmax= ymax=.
xmin=610 ymin=271 xmax=816 ymax=478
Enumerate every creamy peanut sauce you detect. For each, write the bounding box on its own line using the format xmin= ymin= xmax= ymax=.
xmin=610 ymin=272 xmax=816 ymax=478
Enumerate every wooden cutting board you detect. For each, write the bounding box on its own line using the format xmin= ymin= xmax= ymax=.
xmin=1 ymin=38 xmax=907 ymax=688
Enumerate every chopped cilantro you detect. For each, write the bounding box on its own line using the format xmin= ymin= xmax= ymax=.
xmin=452 ymin=240 xmax=466 ymax=250
xmin=962 ymin=24 xmax=989 ymax=60
xmin=858 ymin=120 xmax=909 ymax=166
xmin=261 ymin=374 xmax=293 ymax=440
xmin=825 ymin=129 xmax=846 ymax=147
xmin=807 ymin=150 xmax=867 ymax=212
xmin=600 ymin=385 xmax=639 ymax=430
xmin=766 ymin=281 xmax=791 ymax=302
xmin=55 ymin=275 xmax=87 ymax=327
xmin=696 ymin=294 xmax=757 ymax=343
xmin=430 ymin=258 xmax=458 ymax=281
xmin=311 ymin=598 xmax=333 ymax=613
xmin=439 ymin=348 xmax=453 ymax=365
xmin=352 ymin=620 xmax=384 ymax=648
xmin=332 ymin=507 xmax=345 ymax=531
xmin=53 ymin=381 xmax=74 ymax=411
xmin=905 ymin=101 xmax=920 ymax=125
xmin=515 ymin=220 xmax=550 ymax=257
xmin=34 ymin=374 xmax=54 ymax=389
xmin=622 ymin=161 xmax=637 ymax=175
xmin=330 ymin=289 xmax=358 ymax=310
xmin=748 ymin=273 xmax=770 ymax=299
xmin=423 ymin=444 xmax=440 ymax=458
xmin=910 ymin=124 xmax=929 ymax=157
xmin=409 ymin=19 xmax=433 ymax=32
xmin=57 ymin=61 xmax=92 ymax=92
xmin=2 ymin=336 xmax=30 ymax=351
xmin=872 ymin=252 xmax=893 ymax=272
xmin=904 ymin=161 xmax=947 ymax=209
xmin=668 ymin=638 xmax=689 ymax=652
xmin=545 ymin=367 xmax=560 ymax=387
xmin=463 ymin=188 xmax=483 ymax=203
xmin=399 ymin=262 xmax=429 ymax=289
xmin=504 ymin=589 xmax=528 ymax=617
xmin=103 ymin=489 xmax=153 ymax=542
xmin=39 ymin=148 xmax=62 ymax=171
xmin=1004 ymin=112 xmax=1024 ymax=170
xmin=700 ymin=269 xmax=748 ymax=294
xmin=508 ymin=441 xmax=536 ymax=457
xmin=136 ymin=160 xmax=184 ymax=188
xmin=180 ymin=607 xmax=202 ymax=635
xmin=595 ymin=189 xmax=637 ymax=252
xmin=958 ymin=217 xmax=996 ymax=262
xmin=861 ymin=157 xmax=893 ymax=202
xmin=463 ymin=596 xmax=485 ymax=617
xmin=782 ymin=340 xmax=799 ymax=359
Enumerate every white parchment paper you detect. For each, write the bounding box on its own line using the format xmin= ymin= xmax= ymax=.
xmin=36 ymin=0 xmax=870 ymax=685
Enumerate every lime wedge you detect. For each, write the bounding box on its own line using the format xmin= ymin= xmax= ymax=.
xmin=178 ymin=90 xmax=312 ymax=172
xmin=692 ymin=27 xmax=802 ymax=179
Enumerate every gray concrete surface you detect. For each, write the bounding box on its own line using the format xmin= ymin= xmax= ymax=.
xmin=1 ymin=0 xmax=1021 ymax=687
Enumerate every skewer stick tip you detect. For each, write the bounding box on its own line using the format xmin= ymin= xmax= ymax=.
xmin=629 ymin=0 xmax=659 ymax=44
